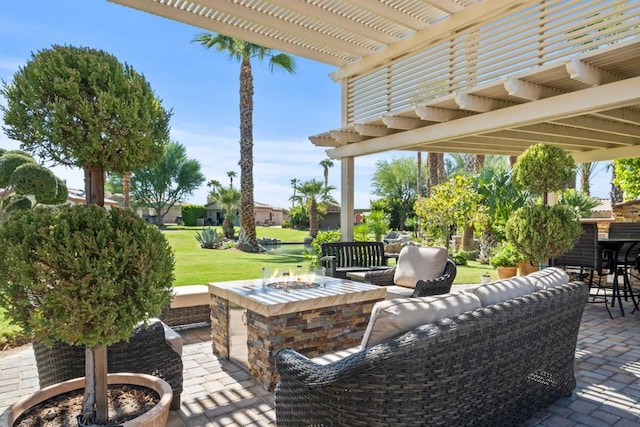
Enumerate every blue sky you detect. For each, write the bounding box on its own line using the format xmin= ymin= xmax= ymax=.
xmin=0 ymin=1 xmax=613 ymax=209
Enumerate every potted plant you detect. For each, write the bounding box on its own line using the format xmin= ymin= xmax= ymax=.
xmin=0 ymin=45 xmax=174 ymax=425
xmin=490 ymin=242 xmax=519 ymax=279
xmin=480 ymin=273 xmax=492 ymax=284
xmin=506 ymin=144 xmax=582 ymax=267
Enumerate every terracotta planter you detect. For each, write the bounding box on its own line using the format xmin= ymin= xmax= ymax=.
xmin=497 ymin=266 xmax=518 ymax=279
xmin=7 ymin=373 xmax=172 ymax=427
xmin=518 ymin=261 xmax=540 ymax=276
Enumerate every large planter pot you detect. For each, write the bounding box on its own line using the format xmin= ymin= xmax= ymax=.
xmin=497 ymin=266 xmax=518 ymax=279
xmin=7 ymin=373 xmax=172 ymax=427
xmin=518 ymin=260 xmax=540 ymax=276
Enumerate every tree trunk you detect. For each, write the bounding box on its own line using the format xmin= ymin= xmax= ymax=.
xmin=83 ymin=345 xmax=108 ymax=423
xmin=509 ymin=155 xmax=518 ymax=168
xmin=238 ymin=58 xmax=258 ymax=251
xmin=123 ymin=171 xmax=131 ymax=208
xmin=309 ymin=200 xmax=319 ymax=238
xmin=84 ymin=166 xmax=105 ymax=206
xmin=427 ymin=152 xmax=438 ymax=196
xmin=474 ymin=154 xmax=485 ymax=172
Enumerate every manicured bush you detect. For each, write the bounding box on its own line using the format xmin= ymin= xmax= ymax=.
xmin=181 ymin=204 xmax=206 ymax=226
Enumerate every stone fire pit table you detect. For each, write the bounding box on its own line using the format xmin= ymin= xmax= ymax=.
xmin=209 ymin=277 xmax=386 ymax=390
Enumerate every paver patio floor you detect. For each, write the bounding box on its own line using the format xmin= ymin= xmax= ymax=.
xmin=1 ymin=301 xmax=639 ymax=426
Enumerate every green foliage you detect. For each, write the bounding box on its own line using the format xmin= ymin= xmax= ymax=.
xmin=489 ymin=242 xmax=520 ymax=268
xmin=307 ymin=229 xmax=342 ymax=267
xmin=558 ymin=188 xmax=600 ymax=218
xmin=293 ymin=179 xmax=336 ymax=238
xmin=612 ymin=158 xmax=640 ymax=200
xmin=0 ymin=204 xmax=175 ymax=348
xmin=181 ymin=204 xmax=206 ymax=226
xmin=0 ymin=151 xmax=68 ymax=220
xmin=513 ymin=144 xmax=575 ymax=194
xmin=452 ymin=251 xmax=469 ymax=266
xmin=505 ymin=204 xmax=581 ymax=265
xmin=353 ymin=224 xmax=369 ymax=241
xmin=287 ymin=205 xmax=308 ymax=229
xmin=366 ymin=209 xmax=390 ymax=242
xmin=208 ymin=179 xmax=240 ymax=238
xmin=1 ymin=45 xmax=172 ymax=206
xmin=131 ymin=142 xmax=206 ymax=226
xmin=195 ymin=227 xmax=222 ymax=249
xmin=371 ymin=156 xmax=423 ymax=230
xmin=414 ymin=175 xmax=481 ymax=248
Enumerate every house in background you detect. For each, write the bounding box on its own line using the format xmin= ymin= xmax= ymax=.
xmin=205 ymin=201 xmax=288 ymax=227
xmin=68 ymin=188 xmax=118 ymax=209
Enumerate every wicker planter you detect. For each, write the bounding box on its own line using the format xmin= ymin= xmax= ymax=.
xmin=497 ymin=266 xmax=518 ymax=279
xmin=7 ymin=373 xmax=172 ymax=427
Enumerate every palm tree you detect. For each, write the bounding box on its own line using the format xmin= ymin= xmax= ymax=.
xmin=209 ymin=180 xmax=241 ymax=238
xmin=226 ymin=170 xmax=237 ymax=188
xmin=577 ymin=162 xmax=599 ymax=195
xmin=293 ymin=179 xmax=336 ymax=238
xmin=319 ymin=158 xmax=334 ymax=189
xmin=289 ymin=177 xmax=300 ymax=207
xmin=193 ymin=33 xmax=296 ymax=252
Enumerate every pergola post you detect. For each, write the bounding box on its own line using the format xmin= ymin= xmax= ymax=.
xmin=340 ymin=157 xmax=354 ymax=242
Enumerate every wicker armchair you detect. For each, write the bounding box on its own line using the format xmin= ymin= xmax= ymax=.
xmin=361 ymin=258 xmax=457 ymax=297
xmin=275 ymin=282 xmax=588 ymax=426
xmin=33 ymin=319 xmax=183 ymax=410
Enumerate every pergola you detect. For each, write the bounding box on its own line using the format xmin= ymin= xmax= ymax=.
xmin=108 ymin=0 xmax=640 ymax=240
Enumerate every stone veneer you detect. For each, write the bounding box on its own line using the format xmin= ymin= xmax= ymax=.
xmin=245 ymin=299 xmax=381 ymax=390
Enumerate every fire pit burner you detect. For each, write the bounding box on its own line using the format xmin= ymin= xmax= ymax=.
xmin=266 ymin=281 xmax=321 ymax=289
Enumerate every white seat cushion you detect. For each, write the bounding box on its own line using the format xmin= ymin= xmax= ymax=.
xmin=472 ymin=276 xmax=538 ymax=306
xmin=170 ymin=284 xmax=209 ymax=309
xmin=361 ymin=293 xmax=482 ymax=349
xmin=393 ymin=246 xmax=448 ymax=288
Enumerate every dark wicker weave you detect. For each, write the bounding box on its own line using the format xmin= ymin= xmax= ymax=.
xmin=275 ymin=282 xmax=588 ymax=426
xmin=33 ymin=320 xmax=184 ymax=410
xmin=320 ymin=241 xmax=389 ymax=279
xmin=362 ymin=258 xmax=457 ymax=297
xmin=160 ymin=304 xmax=211 ymax=329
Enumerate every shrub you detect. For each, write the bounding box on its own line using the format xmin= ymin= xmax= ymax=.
xmin=195 ymin=227 xmax=222 ymax=249
xmin=353 ymin=223 xmax=369 ymax=241
xmin=181 ymin=204 xmax=206 ymax=226
xmin=452 ymin=251 xmax=468 ymax=266
xmin=307 ymin=229 xmax=342 ymax=267
xmin=490 ymin=242 xmax=519 ymax=268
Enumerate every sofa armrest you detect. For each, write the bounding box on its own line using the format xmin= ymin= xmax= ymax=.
xmin=320 ymin=255 xmax=337 ymax=277
xmin=411 ymin=259 xmax=457 ymax=297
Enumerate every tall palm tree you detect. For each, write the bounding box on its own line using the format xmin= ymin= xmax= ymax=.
xmin=226 ymin=170 xmax=237 ymax=188
xmin=289 ymin=177 xmax=300 ymax=207
xmin=577 ymin=162 xmax=598 ymax=195
xmin=293 ymin=179 xmax=336 ymax=238
xmin=319 ymin=158 xmax=334 ymax=189
xmin=193 ymin=33 xmax=296 ymax=252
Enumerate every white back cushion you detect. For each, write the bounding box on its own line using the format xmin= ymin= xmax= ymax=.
xmin=472 ymin=276 xmax=538 ymax=306
xmin=393 ymin=246 xmax=448 ymax=288
xmin=526 ymin=267 xmax=570 ymax=289
xmin=361 ymin=293 xmax=482 ymax=349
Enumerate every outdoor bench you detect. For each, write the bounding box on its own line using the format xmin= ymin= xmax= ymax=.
xmin=320 ymin=241 xmax=389 ymax=279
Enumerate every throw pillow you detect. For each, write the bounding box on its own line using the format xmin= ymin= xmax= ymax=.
xmin=393 ymin=245 xmax=448 ymax=288
xmin=360 ymin=293 xmax=482 ymax=349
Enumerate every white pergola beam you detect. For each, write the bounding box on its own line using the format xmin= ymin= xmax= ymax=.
xmin=504 ymin=77 xmax=559 ymax=101
xmin=309 ymin=135 xmax=340 ymax=147
xmin=415 ymin=106 xmax=470 ymax=122
xmin=424 ymin=0 xmax=464 ymax=14
xmin=565 ymin=58 xmax=620 ymax=86
xmin=346 ymin=0 xmax=428 ymax=29
xmin=552 ymin=116 xmax=640 ymax=139
xmin=593 ymin=108 xmax=640 ymax=126
xmin=517 ymin=123 xmax=638 ymax=146
xmin=477 ymin=131 xmax=613 ymax=150
xmin=382 ymin=115 xmax=424 ymax=130
xmin=354 ymin=123 xmax=391 ymax=137
xmin=455 ymin=93 xmax=514 ymax=112
xmin=572 ymin=145 xmax=640 ymax=163
xmin=327 ymin=76 xmax=640 ymax=158
xmin=330 ymin=130 xmax=367 ymax=143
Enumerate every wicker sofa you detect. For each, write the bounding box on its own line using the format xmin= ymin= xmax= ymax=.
xmin=275 ymin=268 xmax=589 ymax=426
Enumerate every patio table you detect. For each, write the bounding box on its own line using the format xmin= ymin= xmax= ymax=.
xmin=209 ymin=277 xmax=386 ymax=390
xmin=598 ymin=238 xmax=640 ymax=317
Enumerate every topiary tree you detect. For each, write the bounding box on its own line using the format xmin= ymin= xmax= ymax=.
xmin=1 ymin=44 xmax=171 ymax=206
xmin=0 ymin=205 xmax=174 ymax=423
xmin=507 ymin=143 xmax=580 ymax=266
xmin=512 ymin=143 xmax=575 ymax=204
xmin=0 ymin=45 xmax=173 ymax=423
xmin=0 ymin=150 xmax=67 ymax=220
